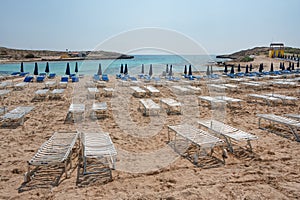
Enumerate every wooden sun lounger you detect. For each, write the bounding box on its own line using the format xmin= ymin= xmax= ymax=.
xmin=91 ymin=102 xmax=108 ymax=119
xmin=0 ymin=106 xmax=34 ymax=126
xmin=248 ymin=94 xmax=281 ymax=106
xmin=265 ymin=93 xmax=298 ymax=105
xmin=130 ymin=86 xmax=147 ymax=98
xmin=198 ymin=119 xmax=258 ymax=153
xmin=139 ymin=99 xmax=160 ymax=116
xmin=80 ymin=132 xmax=117 ymax=179
xmin=26 ymin=131 xmax=79 ymax=185
xmin=257 ymin=114 xmax=300 ymax=142
xmin=168 ymin=124 xmax=224 ymax=164
xmin=160 ymin=98 xmax=182 ymax=115
xmin=145 ymin=86 xmax=160 ymax=96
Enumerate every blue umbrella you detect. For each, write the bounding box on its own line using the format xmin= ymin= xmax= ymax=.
xmin=188 ymin=65 xmax=192 ymax=76
xmin=149 ymin=64 xmax=153 ymax=76
xmin=75 ymin=62 xmax=78 ymax=73
xmin=45 ymin=62 xmax=50 ymax=73
xmin=120 ymin=64 xmax=124 ymax=74
xmin=124 ymin=64 xmax=128 ymax=75
xmin=33 ymin=62 xmax=39 ymax=75
xmin=97 ymin=63 xmax=102 ymax=75
xmin=65 ymin=63 xmax=70 ymax=75
xmin=20 ymin=62 xmax=24 ymax=73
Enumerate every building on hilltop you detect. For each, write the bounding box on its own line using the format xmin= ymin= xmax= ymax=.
xmin=269 ymin=43 xmax=284 ymax=58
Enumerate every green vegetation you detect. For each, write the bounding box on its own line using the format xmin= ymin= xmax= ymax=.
xmin=24 ymin=53 xmax=35 ymax=58
xmin=284 ymin=47 xmax=300 ymax=55
xmin=240 ymin=55 xmax=254 ymax=62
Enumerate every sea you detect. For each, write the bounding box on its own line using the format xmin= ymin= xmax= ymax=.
xmin=0 ymin=55 xmax=226 ymax=76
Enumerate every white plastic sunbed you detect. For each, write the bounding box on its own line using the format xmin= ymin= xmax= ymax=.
xmin=160 ymin=98 xmax=182 ymax=115
xmin=265 ymin=93 xmax=298 ymax=105
xmin=91 ymin=102 xmax=108 ymax=119
xmin=285 ymin=114 xmax=300 ymax=121
xmin=34 ymin=89 xmax=49 ymax=100
xmin=0 ymin=106 xmax=34 ymax=126
xmin=26 ymin=131 xmax=79 ymax=185
xmin=0 ymin=89 xmax=10 ymax=101
xmin=168 ymin=124 xmax=224 ymax=164
xmin=45 ymin=81 xmax=56 ymax=89
xmin=248 ymin=94 xmax=281 ymax=106
xmin=145 ymin=86 xmax=160 ymax=96
xmin=130 ymin=86 xmax=147 ymax=98
xmin=87 ymin=87 xmax=99 ymax=99
xmin=198 ymin=119 xmax=258 ymax=153
xmin=172 ymin=85 xmax=191 ymax=95
xmin=103 ymin=88 xmax=114 ymax=97
xmin=257 ymin=114 xmax=300 ymax=142
xmin=67 ymin=104 xmax=85 ymax=121
xmin=14 ymin=82 xmax=28 ymax=90
xmin=198 ymin=96 xmax=226 ymax=106
xmin=139 ymin=99 xmax=160 ymax=116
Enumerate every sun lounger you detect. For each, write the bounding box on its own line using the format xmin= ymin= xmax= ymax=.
xmin=160 ymin=98 xmax=182 ymax=115
xmin=145 ymin=86 xmax=160 ymax=96
xmin=257 ymin=114 xmax=300 ymax=142
xmin=50 ymin=89 xmax=65 ymax=100
xmin=139 ymin=99 xmax=160 ymax=116
xmin=26 ymin=131 xmax=79 ymax=185
xmin=34 ymin=89 xmax=49 ymax=101
xmin=130 ymin=86 xmax=147 ymax=98
xmin=67 ymin=104 xmax=85 ymax=122
xmin=265 ymin=93 xmax=298 ymax=105
xmin=285 ymin=114 xmax=300 ymax=121
xmin=186 ymin=85 xmax=201 ymax=94
xmin=0 ymin=106 xmax=34 ymax=126
xmin=103 ymin=88 xmax=114 ymax=97
xmin=91 ymin=102 xmax=108 ymax=119
xmin=0 ymin=106 xmax=6 ymax=115
xmin=23 ymin=76 xmax=34 ymax=83
xmin=240 ymin=82 xmax=264 ymax=89
xmin=48 ymin=73 xmax=56 ymax=79
xmin=14 ymin=82 xmax=28 ymax=90
xmin=215 ymin=96 xmax=243 ymax=107
xmin=207 ymin=84 xmax=227 ymax=92
xmin=36 ymin=75 xmax=46 ymax=82
xmin=0 ymin=81 xmax=13 ymax=89
xmin=198 ymin=96 xmax=226 ymax=107
xmin=87 ymin=88 xmax=100 ymax=99
xmin=198 ymin=119 xmax=258 ymax=152
xmin=168 ymin=124 xmax=224 ymax=164
xmin=0 ymin=89 xmax=11 ymax=101
xmin=271 ymin=81 xmax=297 ymax=88
xmin=172 ymin=85 xmax=191 ymax=95
xmin=248 ymin=94 xmax=281 ymax=106
xmin=58 ymin=81 xmax=68 ymax=89
xmin=80 ymin=132 xmax=117 ymax=180
xmin=223 ymin=84 xmax=238 ymax=91
xmin=45 ymin=81 xmax=56 ymax=89
xmin=61 ymin=76 xmax=69 ymax=82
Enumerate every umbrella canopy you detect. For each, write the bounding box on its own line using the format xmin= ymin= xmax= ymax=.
xmin=188 ymin=65 xmax=192 ymax=76
xmin=65 ymin=63 xmax=70 ymax=75
xmin=237 ymin=64 xmax=241 ymax=72
xmin=97 ymin=63 xmax=102 ymax=75
xmin=184 ymin=65 xmax=187 ymax=75
xmin=124 ymin=64 xmax=128 ymax=75
xmin=141 ymin=64 xmax=144 ymax=74
xmin=245 ymin=65 xmax=249 ymax=74
xmin=166 ymin=64 xmax=169 ymax=73
xmin=149 ymin=64 xmax=153 ymax=76
xmin=20 ymin=62 xmax=24 ymax=73
xmin=206 ymin=66 xmax=210 ymax=76
xmin=282 ymin=62 xmax=285 ymax=70
xmin=168 ymin=65 xmax=173 ymax=76
xmin=120 ymin=64 xmax=124 ymax=74
xmin=270 ymin=63 xmax=274 ymax=72
xmin=250 ymin=63 xmax=253 ymax=71
xmin=33 ymin=62 xmax=39 ymax=75
xmin=224 ymin=65 xmax=228 ymax=73
xmin=230 ymin=65 xmax=234 ymax=74
xmin=75 ymin=62 xmax=78 ymax=73
xmin=45 ymin=62 xmax=50 ymax=73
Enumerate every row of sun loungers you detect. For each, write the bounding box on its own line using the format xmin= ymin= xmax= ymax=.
xmin=198 ymin=96 xmax=243 ymax=107
xmin=87 ymin=87 xmax=114 ymax=98
xmin=248 ymin=94 xmax=298 ymax=105
xmin=0 ymin=106 xmax=34 ymax=126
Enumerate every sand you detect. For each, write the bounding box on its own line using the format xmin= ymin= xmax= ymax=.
xmin=0 ymin=60 xmax=300 ymax=199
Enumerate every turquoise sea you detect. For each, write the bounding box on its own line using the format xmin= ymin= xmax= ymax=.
xmin=0 ymin=55 xmax=225 ymax=76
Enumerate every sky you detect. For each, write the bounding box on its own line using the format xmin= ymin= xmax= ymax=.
xmin=0 ymin=0 xmax=299 ymax=54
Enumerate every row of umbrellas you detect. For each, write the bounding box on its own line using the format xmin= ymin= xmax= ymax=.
xmin=225 ymin=61 xmax=300 ymax=74
xmin=20 ymin=62 xmax=79 ymax=75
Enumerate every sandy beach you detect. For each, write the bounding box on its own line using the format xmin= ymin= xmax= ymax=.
xmin=0 ymin=58 xmax=300 ymax=199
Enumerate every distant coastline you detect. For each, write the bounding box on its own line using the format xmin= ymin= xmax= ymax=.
xmin=0 ymin=46 xmax=134 ymax=64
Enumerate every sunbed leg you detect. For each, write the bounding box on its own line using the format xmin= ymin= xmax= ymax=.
xmin=247 ymin=140 xmax=252 ymax=152
xmin=65 ymin=161 xmax=68 ymax=179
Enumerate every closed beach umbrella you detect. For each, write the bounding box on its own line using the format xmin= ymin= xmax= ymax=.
xmin=65 ymin=63 xmax=70 ymax=75
xmin=141 ymin=64 xmax=144 ymax=74
xmin=75 ymin=62 xmax=78 ymax=73
xmin=237 ymin=64 xmax=241 ymax=72
xmin=124 ymin=64 xmax=128 ymax=75
xmin=279 ymin=62 xmax=282 ymax=70
xmin=120 ymin=64 xmax=124 ymax=74
xmin=149 ymin=64 xmax=153 ymax=76
xmin=291 ymin=62 xmax=295 ymax=70
xmin=297 ymin=61 xmax=299 ymax=68
xmin=230 ymin=65 xmax=234 ymax=74
xmin=97 ymin=63 xmax=102 ymax=75
xmin=245 ymin=65 xmax=249 ymax=73
xmin=270 ymin=63 xmax=274 ymax=72
xmin=206 ymin=66 xmax=210 ymax=76
xmin=45 ymin=62 xmax=50 ymax=73
xmin=259 ymin=63 xmax=263 ymax=73
xmin=168 ymin=65 xmax=172 ymax=76
xmin=282 ymin=62 xmax=285 ymax=70
xmin=250 ymin=63 xmax=253 ymax=71
xmin=166 ymin=64 xmax=169 ymax=73
xmin=210 ymin=66 xmax=213 ymax=75
xmin=34 ymin=62 xmax=39 ymax=75
xmin=188 ymin=65 xmax=192 ymax=76
xmin=20 ymin=62 xmax=24 ymax=73
xmin=224 ymin=65 xmax=228 ymax=73
xmin=184 ymin=65 xmax=187 ymax=75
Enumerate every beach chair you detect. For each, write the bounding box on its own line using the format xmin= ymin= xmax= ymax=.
xmin=67 ymin=103 xmax=85 ymax=122
xmin=23 ymin=76 xmax=34 ymax=83
xmin=248 ymin=94 xmax=281 ymax=106
xmin=160 ymin=98 xmax=182 ymax=115
xmin=215 ymin=96 xmax=243 ymax=107
xmin=103 ymin=88 xmax=114 ymax=97
xmin=0 ymin=89 xmax=11 ymax=102
xmin=172 ymin=85 xmax=192 ymax=95
xmin=14 ymin=82 xmax=28 ymax=90
xmin=198 ymin=119 xmax=258 ymax=153
xmin=87 ymin=88 xmax=100 ymax=99
xmin=0 ymin=81 xmax=13 ymax=89
xmin=257 ymin=114 xmax=300 ymax=142
xmin=285 ymin=114 xmax=300 ymax=121
xmin=139 ymin=99 xmax=160 ymax=116
xmin=91 ymin=102 xmax=108 ymax=119
xmin=265 ymin=93 xmax=298 ymax=105
xmin=36 ymin=75 xmax=46 ymax=82
xmin=130 ymin=86 xmax=147 ymax=98
xmin=93 ymin=74 xmax=100 ymax=82
xmin=168 ymin=124 xmax=225 ymax=165
xmin=61 ymin=75 xmax=69 ymax=82
xmin=72 ymin=76 xmax=79 ymax=82
xmin=78 ymin=132 xmax=117 ymax=182
xmin=26 ymin=131 xmax=79 ymax=186
xmin=0 ymin=106 xmax=34 ymax=127
xmin=20 ymin=72 xmax=29 ymax=77
xmin=145 ymin=85 xmax=160 ymax=96
xmin=48 ymin=73 xmax=56 ymax=79
xmin=198 ymin=96 xmax=226 ymax=107
xmin=44 ymin=81 xmax=56 ymax=89
xmin=49 ymin=89 xmax=65 ymax=100
xmin=34 ymin=89 xmax=49 ymax=101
